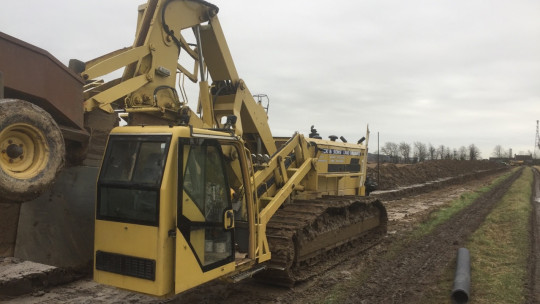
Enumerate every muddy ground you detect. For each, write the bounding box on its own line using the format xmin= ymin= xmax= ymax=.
xmin=2 ymin=160 xmax=521 ymax=304
xmin=345 ymin=168 xmax=523 ymax=303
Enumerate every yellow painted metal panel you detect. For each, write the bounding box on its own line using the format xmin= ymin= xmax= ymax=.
xmin=174 ymin=230 xmax=236 ymax=293
xmin=182 ymin=195 xmax=205 ymax=222
xmin=83 ymin=46 xmax=151 ymax=80
xmin=199 ymin=17 xmax=239 ymax=82
xmin=95 ymin=221 xmax=158 ymax=257
xmin=84 ymin=74 xmax=149 ymax=112
xmin=94 ymin=220 xmax=165 ymax=295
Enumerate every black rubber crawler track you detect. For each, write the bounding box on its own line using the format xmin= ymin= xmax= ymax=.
xmin=257 ymin=196 xmax=387 ymax=286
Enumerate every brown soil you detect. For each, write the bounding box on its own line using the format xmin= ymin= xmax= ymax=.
xmin=2 ymin=161 xmax=522 ymax=304
xmin=367 ymin=159 xmax=505 ymax=190
xmin=342 ymin=168 xmax=523 ymax=303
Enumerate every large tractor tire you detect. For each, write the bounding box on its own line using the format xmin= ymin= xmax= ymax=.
xmin=0 ymin=99 xmax=65 ymax=203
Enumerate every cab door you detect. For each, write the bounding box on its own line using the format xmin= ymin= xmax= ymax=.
xmin=175 ymin=138 xmax=236 ymax=293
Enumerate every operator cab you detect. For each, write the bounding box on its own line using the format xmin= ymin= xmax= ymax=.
xmin=94 ymin=128 xmax=253 ymax=296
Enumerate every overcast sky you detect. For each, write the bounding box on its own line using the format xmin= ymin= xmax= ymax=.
xmin=1 ymin=0 xmax=539 ymax=159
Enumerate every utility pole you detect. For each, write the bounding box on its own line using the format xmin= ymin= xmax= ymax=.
xmin=377 ymin=132 xmax=380 ymax=187
xmin=535 ymin=120 xmax=540 ymax=159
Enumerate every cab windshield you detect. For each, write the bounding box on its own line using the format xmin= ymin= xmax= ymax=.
xmin=97 ymin=135 xmax=171 ymax=226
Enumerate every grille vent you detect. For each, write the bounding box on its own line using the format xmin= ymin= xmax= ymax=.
xmin=96 ymin=251 xmax=156 ymax=281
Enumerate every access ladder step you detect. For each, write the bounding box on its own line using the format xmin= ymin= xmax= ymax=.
xmin=230 ymin=265 xmax=267 ymax=283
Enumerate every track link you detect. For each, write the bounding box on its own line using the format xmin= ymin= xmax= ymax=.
xmin=257 ymin=196 xmax=387 ymax=286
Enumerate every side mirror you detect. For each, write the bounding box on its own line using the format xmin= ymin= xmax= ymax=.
xmin=223 ymin=209 xmax=234 ymax=230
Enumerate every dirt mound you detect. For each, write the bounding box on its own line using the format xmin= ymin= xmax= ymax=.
xmin=367 ymin=160 xmax=506 ymax=190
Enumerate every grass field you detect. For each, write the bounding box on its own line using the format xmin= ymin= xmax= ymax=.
xmin=428 ymin=167 xmax=533 ymax=303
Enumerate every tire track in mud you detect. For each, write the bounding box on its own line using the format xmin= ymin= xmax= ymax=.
xmin=345 ymin=168 xmax=524 ymax=304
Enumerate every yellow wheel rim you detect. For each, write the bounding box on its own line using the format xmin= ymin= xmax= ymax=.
xmin=0 ymin=123 xmax=49 ymax=179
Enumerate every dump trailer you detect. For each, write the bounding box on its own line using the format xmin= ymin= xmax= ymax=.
xmin=0 ymin=32 xmax=117 ymax=263
xmin=0 ymin=32 xmax=85 ymax=203
xmin=81 ymin=0 xmax=387 ymax=296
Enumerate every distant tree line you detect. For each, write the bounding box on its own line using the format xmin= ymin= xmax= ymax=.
xmin=378 ymin=142 xmax=481 ymax=163
xmin=491 ymin=144 xmax=533 ymax=158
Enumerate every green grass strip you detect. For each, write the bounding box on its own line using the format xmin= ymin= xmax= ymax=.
xmin=410 ymin=170 xmax=514 ymax=241
xmin=466 ymin=168 xmax=532 ymax=303
xmin=387 ymin=170 xmax=515 ymax=262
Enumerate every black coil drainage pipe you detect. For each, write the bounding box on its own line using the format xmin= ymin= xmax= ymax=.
xmin=451 ymin=248 xmax=471 ymax=304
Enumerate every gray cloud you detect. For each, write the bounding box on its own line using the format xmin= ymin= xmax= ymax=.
xmin=2 ymin=0 xmax=539 ymax=157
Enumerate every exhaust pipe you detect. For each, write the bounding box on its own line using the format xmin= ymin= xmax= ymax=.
xmin=451 ymin=248 xmax=470 ymax=304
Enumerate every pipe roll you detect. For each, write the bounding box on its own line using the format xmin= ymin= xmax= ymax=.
xmin=451 ymin=247 xmax=471 ymax=304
